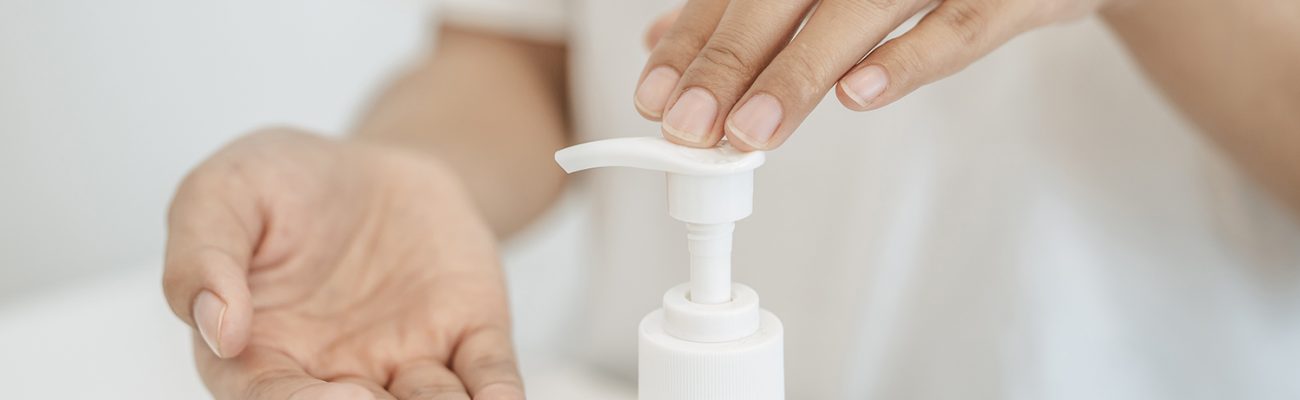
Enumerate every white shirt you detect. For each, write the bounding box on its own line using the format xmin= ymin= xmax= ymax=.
xmin=442 ymin=1 xmax=1300 ymax=399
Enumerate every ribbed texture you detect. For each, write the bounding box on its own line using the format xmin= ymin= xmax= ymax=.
xmin=640 ymin=310 xmax=785 ymax=400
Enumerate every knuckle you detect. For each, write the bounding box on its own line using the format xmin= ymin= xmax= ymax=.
xmin=695 ymin=29 xmax=763 ymax=77
xmin=698 ymin=45 xmax=756 ymax=77
xmin=932 ymin=2 xmax=992 ymax=46
xmin=780 ymin=54 xmax=832 ymax=104
xmin=879 ymin=40 xmax=927 ymax=81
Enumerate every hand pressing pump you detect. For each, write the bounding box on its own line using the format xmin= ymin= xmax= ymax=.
xmin=556 ymin=137 xmax=784 ymax=400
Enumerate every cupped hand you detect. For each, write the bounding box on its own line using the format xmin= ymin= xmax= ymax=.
xmin=163 ymin=129 xmax=522 ymax=400
xmin=634 ymin=0 xmax=1108 ymax=150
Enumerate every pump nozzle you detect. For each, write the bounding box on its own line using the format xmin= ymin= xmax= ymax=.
xmin=554 ymin=137 xmax=765 ymax=304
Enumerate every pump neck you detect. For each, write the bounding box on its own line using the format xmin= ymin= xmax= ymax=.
xmin=685 ymin=222 xmax=734 ymax=304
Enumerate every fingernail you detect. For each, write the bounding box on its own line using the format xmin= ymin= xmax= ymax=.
xmin=841 ymin=65 xmax=889 ymax=108
xmin=727 ymin=94 xmax=783 ymax=147
xmin=193 ymin=290 xmax=227 ymax=358
xmin=634 ymin=67 xmax=680 ymax=118
xmin=663 ymin=87 xmax=718 ymax=144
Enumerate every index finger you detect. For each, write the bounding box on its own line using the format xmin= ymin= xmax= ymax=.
xmin=632 ymin=0 xmax=729 ymax=121
xmin=162 ymin=151 xmax=263 ymax=358
xmin=725 ymin=0 xmax=929 ymax=150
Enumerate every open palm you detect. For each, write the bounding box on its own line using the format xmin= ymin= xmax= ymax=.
xmin=163 ymin=130 xmax=522 ymax=400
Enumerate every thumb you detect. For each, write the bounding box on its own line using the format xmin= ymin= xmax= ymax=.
xmin=162 ymin=162 xmax=261 ymax=359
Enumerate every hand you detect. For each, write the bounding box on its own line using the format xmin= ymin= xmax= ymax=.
xmin=633 ymin=0 xmax=1108 ymax=150
xmin=162 ymin=129 xmax=523 ymax=400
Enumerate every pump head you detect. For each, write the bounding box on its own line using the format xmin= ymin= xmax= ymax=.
xmin=554 ymin=137 xmax=765 ymax=304
xmin=554 ymin=136 xmax=764 ymax=224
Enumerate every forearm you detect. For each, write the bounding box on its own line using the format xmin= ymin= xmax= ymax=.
xmin=1103 ymin=0 xmax=1300 ymax=212
xmin=353 ymin=27 xmax=570 ymax=236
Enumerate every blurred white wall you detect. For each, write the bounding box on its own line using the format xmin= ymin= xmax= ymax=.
xmin=0 ymin=0 xmax=433 ymax=296
xmin=0 ymin=0 xmax=608 ymax=397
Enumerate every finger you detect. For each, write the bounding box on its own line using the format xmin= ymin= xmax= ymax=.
xmin=163 ymin=160 xmax=263 ymax=358
xmin=724 ymin=0 xmax=930 ymax=150
xmin=388 ymin=361 xmax=471 ymax=400
xmin=836 ymin=0 xmax=1032 ymax=111
xmin=633 ymin=0 xmax=730 ymax=121
xmin=332 ymin=377 xmax=398 ymax=400
xmin=658 ymin=0 xmax=817 ymax=147
xmin=452 ymin=326 xmax=525 ymax=400
xmin=199 ymin=343 xmax=375 ymax=400
xmin=643 ymin=7 xmax=682 ymax=50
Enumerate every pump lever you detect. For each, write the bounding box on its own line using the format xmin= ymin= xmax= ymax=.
xmin=555 ymin=137 xmax=764 ymax=176
xmin=554 ymin=136 xmax=768 ymax=304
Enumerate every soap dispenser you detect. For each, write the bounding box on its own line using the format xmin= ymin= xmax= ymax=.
xmin=555 ymin=136 xmax=784 ymax=400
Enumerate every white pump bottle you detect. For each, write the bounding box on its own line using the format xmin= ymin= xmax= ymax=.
xmin=555 ymin=136 xmax=785 ymax=400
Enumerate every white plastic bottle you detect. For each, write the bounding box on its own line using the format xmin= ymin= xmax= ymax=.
xmin=555 ymin=136 xmax=785 ymax=400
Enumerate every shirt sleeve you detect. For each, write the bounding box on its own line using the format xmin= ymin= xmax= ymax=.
xmin=436 ymin=0 xmax=570 ymax=43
